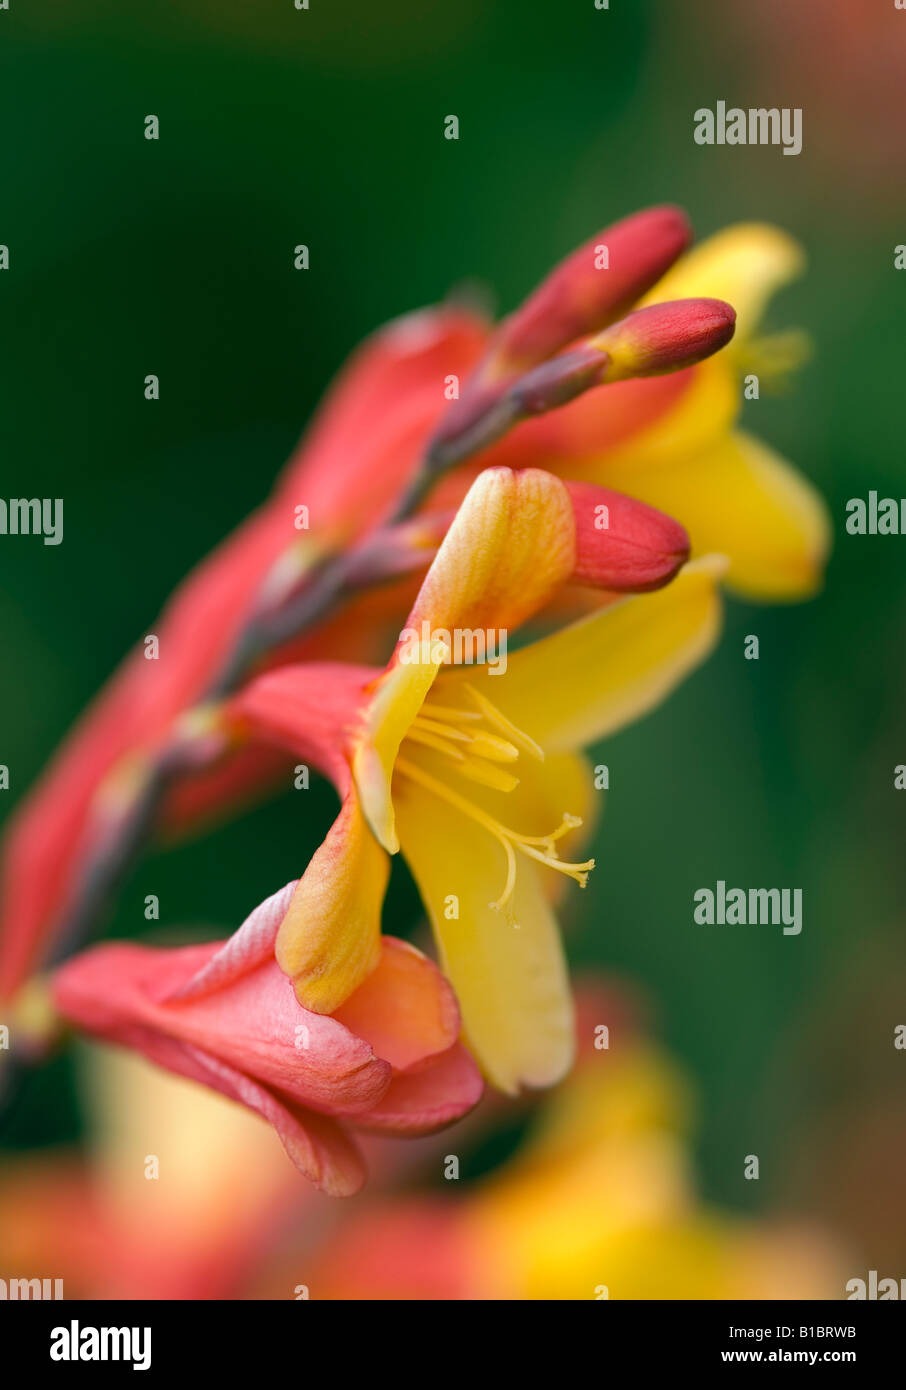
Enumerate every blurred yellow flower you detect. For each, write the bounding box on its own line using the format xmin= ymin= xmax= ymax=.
xmin=311 ymin=993 xmax=846 ymax=1299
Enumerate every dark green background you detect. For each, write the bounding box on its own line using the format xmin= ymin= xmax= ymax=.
xmin=1 ymin=0 xmax=903 ymax=1262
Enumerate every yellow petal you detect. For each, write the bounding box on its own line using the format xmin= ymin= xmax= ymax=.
xmin=353 ymin=647 xmax=445 ymax=854
xmin=484 ymin=1200 xmax=760 ymax=1299
xmin=393 ymin=769 xmax=575 ymax=1094
xmin=601 ymin=430 xmax=832 ymax=601
xmin=445 ymin=557 xmax=725 ymax=754
xmin=275 ymin=784 xmax=389 ymax=1013
xmin=471 ymin=1131 xmax=698 ymax=1298
xmin=355 ymin=467 xmax=576 ymax=853
xmin=524 ymin=1044 xmax=693 ymax=1164
xmin=566 ymin=355 xmax=739 ymax=478
xmin=642 ymin=222 xmax=805 ymax=343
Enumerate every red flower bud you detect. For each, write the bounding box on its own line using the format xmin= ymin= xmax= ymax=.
xmin=567 ymin=481 xmax=691 ymax=592
xmin=593 ymin=298 xmax=737 ymax=381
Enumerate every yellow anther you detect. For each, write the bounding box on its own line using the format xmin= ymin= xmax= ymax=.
xmin=411 ymin=714 xmax=472 ymax=742
xmin=404 ymin=726 xmax=465 ymax=760
xmin=464 ymin=683 xmax=545 ymax=762
xmin=466 ymin=731 xmax=520 ymax=763
xmin=456 ymin=757 xmax=521 ymax=794
xmin=419 ymin=701 xmax=482 ymax=723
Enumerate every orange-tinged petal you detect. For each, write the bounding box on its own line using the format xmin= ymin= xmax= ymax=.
xmin=50 ymin=938 xmax=396 ymax=1194
xmin=276 ymin=784 xmax=389 ymax=1013
xmin=403 ymin=466 xmax=576 ymax=638
xmin=333 ymin=936 xmax=461 ymax=1072
xmin=354 ymin=467 xmax=576 ymax=852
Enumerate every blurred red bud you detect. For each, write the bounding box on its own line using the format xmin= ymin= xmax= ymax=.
xmin=488 ymin=204 xmax=693 ymax=375
xmin=429 ymin=206 xmax=692 ymax=467
xmin=593 ymin=298 xmax=737 ymax=381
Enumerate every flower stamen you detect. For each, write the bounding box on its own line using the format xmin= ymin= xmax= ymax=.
xmin=394 ymin=755 xmax=594 ymax=913
xmin=463 ymin=683 xmax=545 ymax=762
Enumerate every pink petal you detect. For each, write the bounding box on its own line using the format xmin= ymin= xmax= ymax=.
xmin=354 ymin=1043 xmax=484 ymax=1134
xmin=228 ymin=661 xmax=378 ymax=793
xmin=164 ymin=879 xmax=299 ymax=1003
xmin=53 ymin=942 xmax=392 ymax=1117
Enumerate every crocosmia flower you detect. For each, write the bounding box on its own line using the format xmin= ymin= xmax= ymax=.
xmin=0 ymin=202 xmax=810 ymax=1018
xmin=228 ymin=467 xmax=724 ymax=1092
xmin=51 ymin=882 xmax=483 ymax=1195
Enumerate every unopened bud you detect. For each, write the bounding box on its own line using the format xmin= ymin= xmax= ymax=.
xmin=592 ymin=298 xmax=736 ymax=382
xmin=567 ymin=482 xmax=691 ymax=592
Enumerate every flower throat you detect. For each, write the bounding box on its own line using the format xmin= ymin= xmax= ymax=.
xmin=396 ymin=682 xmax=594 ymax=916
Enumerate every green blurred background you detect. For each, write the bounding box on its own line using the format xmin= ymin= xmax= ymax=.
xmin=1 ymin=0 xmax=904 ymax=1268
